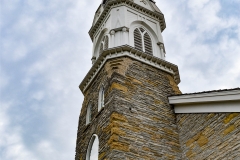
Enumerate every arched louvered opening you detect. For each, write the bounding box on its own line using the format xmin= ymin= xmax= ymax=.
xmin=133 ymin=27 xmax=153 ymax=55
xmin=104 ymin=36 xmax=109 ymax=49
xmin=144 ymin=32 xmax=153 ymax=55
xmin=134 ymin=28 xmax=143 ymax=51
xmin=99 ymin=43 xmax=103 ymax=55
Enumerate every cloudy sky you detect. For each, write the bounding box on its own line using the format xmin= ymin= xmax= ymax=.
xmin=0 ymin=0 xmax=240 ymax=159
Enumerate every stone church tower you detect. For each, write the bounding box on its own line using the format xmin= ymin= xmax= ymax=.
xmin=75 ymin=0 xmax=182 ymax=159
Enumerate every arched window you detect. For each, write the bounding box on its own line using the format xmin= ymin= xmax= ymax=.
xmin=86 ymin=103 xmax=92 ymax=125
xmin=99 ymin=35 xmax=109 ymax=56
xmin=134 ymin=28 xmax=153 ymax=55
xmin=98 ymin=86 xmax=105 ymax=111
xmin=86 ymin=134 xmax=99 ymax=160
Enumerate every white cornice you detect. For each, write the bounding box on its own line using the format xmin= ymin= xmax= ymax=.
xmin=169 ymin=90 xmax=240 ymax=104
xmin=89 ymin=0 xmax=166 ymax=41
xmin=79 ymin=45 xmax=180 ymax=93
xmin=169 ymin=90 xmax=240 ymax=113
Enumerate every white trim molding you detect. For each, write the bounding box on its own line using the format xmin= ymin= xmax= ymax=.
xmin=79 ymin=45 xmax=180 ymax=93
xmin=169 ymin=89 xmax=240 ymax=113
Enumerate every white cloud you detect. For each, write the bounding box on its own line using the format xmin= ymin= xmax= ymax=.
xmin=0 ymin=102 xmax=37 ymax=160
xmin=0 ymin=0 xmax=97 ymax=159
xmin=31 ymin=91 xmax=45 ymax=101
xmin=161 ymin=0 xmax=240 ymax=92
xmin=0 ymin=67 xmax=9 ymax=90
xmin=3 ymin=139 xmax=36 ymax=160
xmin=36 ymin=141 xmax=55 ymax=159
xmin=0 ymin=102 xmax=10 ymax=139
xmin=188 ymin=0 xmax=211 ymax=9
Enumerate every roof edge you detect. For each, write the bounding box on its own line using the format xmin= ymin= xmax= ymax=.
xmin=169 ymin=89 xmax=240 ymax=105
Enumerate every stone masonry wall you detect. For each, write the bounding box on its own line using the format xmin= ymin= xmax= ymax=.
xmin=75 ymin=57 xmax=114 ymax=160
xmin=75 ymin=57 xmax=182 ymax=160
xmin=177 ymin=113 xmax=240 ymax=160
xmin=104 ymin=57 xmax=182 ymax=160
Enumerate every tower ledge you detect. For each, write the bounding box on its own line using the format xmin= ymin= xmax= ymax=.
xmin=79 ymin=45 xmax=181 ymax=93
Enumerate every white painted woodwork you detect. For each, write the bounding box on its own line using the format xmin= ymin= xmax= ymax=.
xmin=169 ymin=90 xmax=240 ymax=113
xmin=90 ymin=0 xmax=166 ymax=64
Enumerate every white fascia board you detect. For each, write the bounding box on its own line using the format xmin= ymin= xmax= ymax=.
xmin=174 ymin=101 xmax=240 ymax=113
xmin=168 ymin=90 xmax=240 ymax=105
xmin=169 ymin=90 xmax=240 ymax=113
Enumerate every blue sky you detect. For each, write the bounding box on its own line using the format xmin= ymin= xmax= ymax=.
xmin=0 ymin=0 xmax=240 ymax=159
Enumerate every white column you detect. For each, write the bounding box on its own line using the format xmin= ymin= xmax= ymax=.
xmin=92 ymin=37 xmax=96 ymax=57
xmin=157 ymin=42 xmax=166 ymax=59
xmin=160 ymin=43 xmax=166 ymax=59
xmin=122 ymin=27 xmax=127 ymax=45
xmin=110 ymin=30 xmax=115 ymax=48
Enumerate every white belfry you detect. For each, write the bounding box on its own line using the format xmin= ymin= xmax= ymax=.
xmin=90 ymin=0 xmax=167 ymax=64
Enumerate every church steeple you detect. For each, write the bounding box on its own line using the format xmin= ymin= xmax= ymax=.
xmin=90 ymin=0 xmax=167 ymax=64
xmin=75 ymin=1 xmax=181 ymax=160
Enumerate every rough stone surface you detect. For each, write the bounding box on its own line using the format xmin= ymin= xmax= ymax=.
xmin=75 ymin=56 xmax=240 ymax=160
xmin=75 ymin=57 xmax=181 ymax=160
xmin=177 ymin=113 xmax=240 ymax=160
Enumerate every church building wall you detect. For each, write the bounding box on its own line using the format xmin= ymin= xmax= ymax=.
xmin=103 ymin=57 xmax=181 ymax=159
xmin=176 ymin=113 xmax=240 ymax=160
xmin=76 ymin=57 xmax=182 ymax=160
xmin=75 ymin=63 xmax=111 ymax=160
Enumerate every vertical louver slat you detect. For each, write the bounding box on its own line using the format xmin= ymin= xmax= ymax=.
xmin=144 ymin=33 xmax=153 ymax=55
xmin=99 ymin=43 xmax=103 ymax=55
xmin=104 ymin=36 xmax=109 ymax=49
xmin=134 ymin=29 xmax=143 ymax=51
